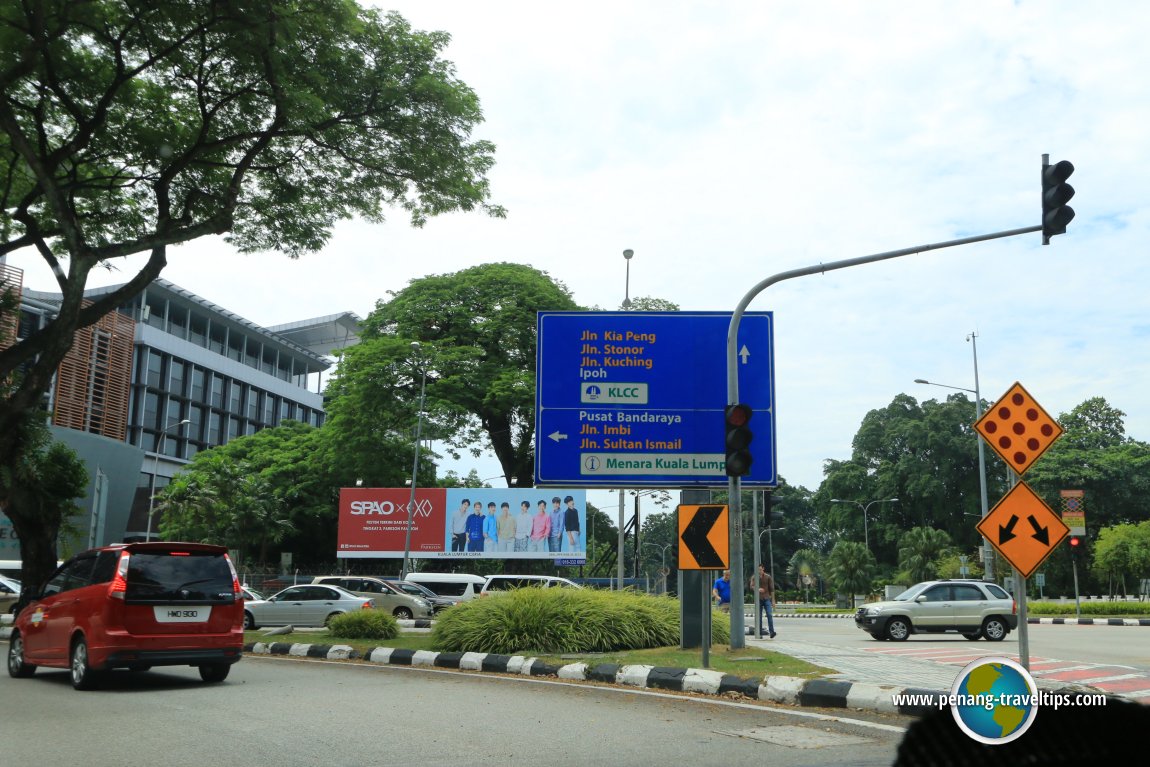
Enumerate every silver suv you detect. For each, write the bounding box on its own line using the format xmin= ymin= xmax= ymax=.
xmin=854 ymin=579 xmax=1017 ymax=642
xmin=312 ymin=576 xmax=433 ymax=620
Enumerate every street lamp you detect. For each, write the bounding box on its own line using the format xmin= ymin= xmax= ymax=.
xmin=145 ymin=418 xmax=190 ymax=541
xmin=400 ymin=342 xmax=429 ymax=581
xmin=915 ymin=330 xmax=993 ymax=579
xmin=643 ymin=542 xmax=672 ymax=594
xmin=759 ymin=526 xmax=787 ymax=587
xmin=622 ymin=248 xmax=634 ymax=309
xmin=830 ymin=498 xmax=898 ymax=551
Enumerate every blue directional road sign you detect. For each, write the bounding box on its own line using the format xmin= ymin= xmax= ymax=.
xmin=534 ymin=311 xmax=775 ymax=488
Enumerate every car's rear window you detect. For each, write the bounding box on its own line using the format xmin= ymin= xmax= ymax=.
xmin=419 ymin=581 xmax=468 ymax=596
xmin=985 ymin=584 xmax=1010 ymax=599
xmin=124 ymin=551 xmax=235 ymax=602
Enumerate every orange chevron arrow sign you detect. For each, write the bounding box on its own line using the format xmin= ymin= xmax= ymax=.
xmin=678 ymin=504 xmax=729 ymax=570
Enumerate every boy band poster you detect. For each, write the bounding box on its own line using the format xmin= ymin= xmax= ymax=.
xmin=337 ymin=487 xmax=587 ymax=561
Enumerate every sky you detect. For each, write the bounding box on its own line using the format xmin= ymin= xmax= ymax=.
xmin=12 ymin=1 xmax=1150 ymax=517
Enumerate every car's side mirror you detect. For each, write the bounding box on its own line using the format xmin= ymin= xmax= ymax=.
xmin=915 ymin=595 xmax=928 ymax=602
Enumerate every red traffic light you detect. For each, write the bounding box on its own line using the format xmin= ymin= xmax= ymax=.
xmin=1069 ymin=536 xmax=1080 ymax=547
xmin=725 ymin=403 xmax=752 ymax=428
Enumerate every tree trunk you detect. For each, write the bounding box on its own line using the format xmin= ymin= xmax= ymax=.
xmin=4 ymin=488 xmax=61 ymax=614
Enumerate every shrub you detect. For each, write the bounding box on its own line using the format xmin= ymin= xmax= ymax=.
xmin=431 ymin=587 xmax=730 ymax=655
xmin=327 ymin=609 xmax=399 ymax=640
xmin=1028 ymin=600 xmax=1150 ymax=617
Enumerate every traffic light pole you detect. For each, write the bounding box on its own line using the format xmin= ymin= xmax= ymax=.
xmin=725 ymin=223 xmax=1044 ymax=648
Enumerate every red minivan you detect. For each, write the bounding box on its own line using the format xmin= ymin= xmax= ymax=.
xmin=7 ymin=542 xmax=244 ymax=689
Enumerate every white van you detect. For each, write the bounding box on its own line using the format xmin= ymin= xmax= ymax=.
xmin=480 ymin=575 xmax=581 ymax=596
xmin=406 ymin=572 xmax=488 ymax=603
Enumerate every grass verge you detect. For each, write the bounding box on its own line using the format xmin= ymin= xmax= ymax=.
xmin=242 ymin=630 xmax=831 ymax=678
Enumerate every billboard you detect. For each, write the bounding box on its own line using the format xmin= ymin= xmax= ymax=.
xmin=0 ymin=510 xmax=18 ymax=557
xmin=337 ymin=487 xmax=587 ymax=561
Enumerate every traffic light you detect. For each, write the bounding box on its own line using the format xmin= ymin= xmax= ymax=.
xmin=1069 ymin=536 xmax=1080 ymax=561
xmin=1042 ymin=157 xmax=1075 ymax=244
xmin=763 ymin=491 xmax=784 ymax=527
xmin=724 ymin=403 xmax=753 ymax=477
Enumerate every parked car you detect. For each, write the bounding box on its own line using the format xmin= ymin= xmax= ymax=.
xmin=405 ymin=572 xmax=488 ymax=602
xmin=240 ymin=586 xmax=264 ymax=602
xmin=311 ymin=576 xmax=433 ymax=620
xmin=384 ymin=579 xmax=456 ymax=613
xmin=854 ymin=579 xmax=1018 ymax=642
xmin=480 ymin=575 xmax=582 ymax=596
xmin=1 ymin=574 xmax=21 ymax=614
xmin=7 ymin=542 xmax=244 ymax=689
xmin=243 ymin=584 xmax=373 ymax=630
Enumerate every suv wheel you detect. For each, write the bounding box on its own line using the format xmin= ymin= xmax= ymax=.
xmin=199 ymin=664 xmax=231 ymax=683
xmin=981 ymin=617 xmax=1008 ymax=642
xmin=7 ymin=631 xmax=36 ymax=678
xmin=884 ymin=617 xmax=911 ymax=641
xmin=393 ymin=607 xmax=413 ymax=620
xmin=70 ymin=637 xmax=101 ymax=690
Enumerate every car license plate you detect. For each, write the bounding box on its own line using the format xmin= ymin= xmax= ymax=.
xmin=154 ymin=606 xmax=211 ymax=623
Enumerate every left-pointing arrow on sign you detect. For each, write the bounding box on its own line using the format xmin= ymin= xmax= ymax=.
xmin=681 ymin=505 xmax=726 ymax=568
xmin=549 ymin=431 xmax=568 ymax=442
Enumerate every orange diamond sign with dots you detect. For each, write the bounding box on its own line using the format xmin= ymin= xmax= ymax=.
xmin=974 ymin=382 xmax=1063 ymax=476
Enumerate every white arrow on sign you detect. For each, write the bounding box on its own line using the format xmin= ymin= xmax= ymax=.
xmin=739 ymin=344 xmax=751 ymax=364
xmin=549 ymin=431 xmax=568 ymax=442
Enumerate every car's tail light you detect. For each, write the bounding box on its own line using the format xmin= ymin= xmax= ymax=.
xmin=1012 ymin=600 xmax=1017 ymax=615
xmin=108 ymin=552 xmax=130 ymax=600
xmin=223 ymin=553 xmax=242 ymax=598
xmin=361 ymin=601 xmax=373 ymax=611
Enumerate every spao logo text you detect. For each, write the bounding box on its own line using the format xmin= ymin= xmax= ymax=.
xmin=349 ymin=499 xmax=434 ymax=518
xmin=608 ymin=387 xmax=641 ymax=398
xmin=350 ymin=500 xmax=401 ymax=515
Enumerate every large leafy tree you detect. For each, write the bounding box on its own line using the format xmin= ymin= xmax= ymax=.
xmin=825 ymin=540 xmax=876 ymax=605
xmin=820 ymin=393 xmax=1009 ymax=564
xmin=0 ymin=1 xmax=501 ymax=592
xmin=1027 ymin=398 xmax=1150 ymax=532
xmin=157 ymin=422 xmax=325 ymax=565
xmin=897 ymin=526 xmax=953 ymax=584
xmin=0 ymin=412 xmax=87 ymax=605
xmin=357 ymin=262 xmax=580 ymax=485
xmin=1090 ymin=521 xmax=1150 ymax=596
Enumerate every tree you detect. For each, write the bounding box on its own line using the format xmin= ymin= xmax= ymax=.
xmin=1026 ymin=398 xmax=1150 ymax=532
xmin=357 ymin=262 xmax=580 ymax=485
xmin=0 ymin=1 xmax=501 ymax=588
xmin=897 ymin=527 xmax=953 ymax=583
xmin=0 ymin=412 xmax=88 ymax=603
xmin=1091 ymin=522 xmax=1150 ymax=597
xmin=825 ymin=540 xmax=876 ymax=605
xmin=788 ymin=548 xmax=823 ymax=602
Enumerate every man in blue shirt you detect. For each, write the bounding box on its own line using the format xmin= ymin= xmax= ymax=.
xmin=483 ymin=501 xmax=499 ymax=553
xmin=466 ymin=500 xmax=485 ymax=552
xmin=548 ymin=496 xmax=564 ymax=553
xmin=712 ymin=570 xmax=732 ymax=613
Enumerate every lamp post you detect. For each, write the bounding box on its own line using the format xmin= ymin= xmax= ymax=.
xmin=643 ymin=542 xmax=672 ymax=593
xmin=830 ymin=498 xmax=898 ymax=552
xmin=622 ymin=248 xmax=634 ymax=309
xmin=915 ymin=330 xmax=993 ymax=579
xmin=759 ymin=526 xmax=787 ymax=587
xmin=617 ymin=248 xmax=634 ymax=589
xmin=400 ymin=342 xmax=428 ymax=581
xmin=145 ymin=418 xmax=190 ymax=541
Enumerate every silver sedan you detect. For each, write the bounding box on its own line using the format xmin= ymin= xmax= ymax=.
xmin=242 ymin=584 xmax=373 ymax=630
